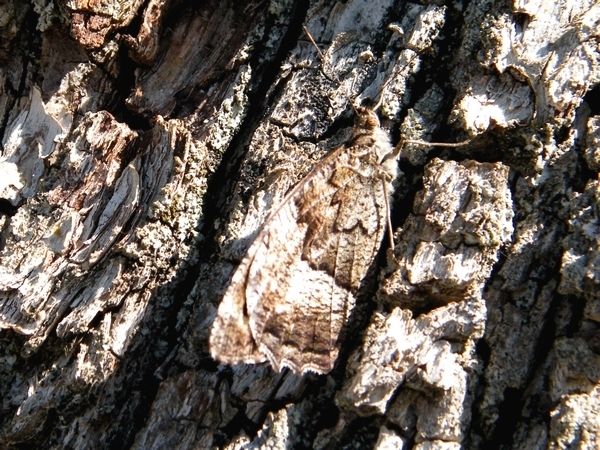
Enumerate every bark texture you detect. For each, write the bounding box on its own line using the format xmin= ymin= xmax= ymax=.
xmin=0 ymin=0 xmax=598 ymax=449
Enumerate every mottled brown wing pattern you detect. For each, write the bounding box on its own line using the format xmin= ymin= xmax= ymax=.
xmin=209 ymin=108 xmax=397 ymax=373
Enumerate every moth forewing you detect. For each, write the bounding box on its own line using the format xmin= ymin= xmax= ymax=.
xmin=208 ymin=254 xmax=266 ymax=366
xmin=209 ymin=107 xmax=398 ymax=374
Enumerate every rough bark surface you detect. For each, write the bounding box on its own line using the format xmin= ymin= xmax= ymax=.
xmin=0 ymin=0 xmax=598 ymax=449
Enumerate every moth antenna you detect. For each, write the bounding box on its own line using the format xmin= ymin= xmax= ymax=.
xmin=402 ymin=138 xmax=473 ymax=148
xmin=382 ymin=180 xmax=395 ymax=250
xmin=372 ymin=76 xmax=394 ymax=112
xmin=303 ymin=25 xmax=326 ymax=64
xmin=372 ymin=48 xmax=423 ymax=113
xmin=302 ymin=25 xmax=359 ymax=114
xmin=302 ymin=26 xmax=409 ymax=115
xmin=383 ymin=136 xmax=473 ymax=166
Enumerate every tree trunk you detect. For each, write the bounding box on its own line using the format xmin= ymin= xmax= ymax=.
xmin=1 ymin=0 xmax=598 ymax=449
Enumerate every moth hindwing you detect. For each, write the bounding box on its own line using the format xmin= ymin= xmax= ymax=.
xmin=209 ymin=107 xmax=398 ymax=374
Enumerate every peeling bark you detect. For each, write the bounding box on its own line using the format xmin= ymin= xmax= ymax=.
xmin=1 ymin=0 xmax=599 ymax=449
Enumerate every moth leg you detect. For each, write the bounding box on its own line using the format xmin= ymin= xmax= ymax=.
xmin=382 ymin=178 xmax=395 ymax=251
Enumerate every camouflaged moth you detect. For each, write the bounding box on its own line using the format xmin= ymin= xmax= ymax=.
xmin=209 ymin=104 xmax=396 ymax=373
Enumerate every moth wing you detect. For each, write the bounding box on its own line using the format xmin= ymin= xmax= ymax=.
xmin=210 ymin=143 xmax=390 ymax=373
xmin=208 ymin=253 xmax=266 ymax=365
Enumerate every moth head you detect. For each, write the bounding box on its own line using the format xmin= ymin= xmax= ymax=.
xmin=354 ymin=106 xmax=381 ymax=131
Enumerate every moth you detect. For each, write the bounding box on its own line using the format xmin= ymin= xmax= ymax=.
xmin=209 ymin=104 xmax=398 ymax=374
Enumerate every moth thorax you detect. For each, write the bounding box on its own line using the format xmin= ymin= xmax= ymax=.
xmin=374 ymin=132 xmax=397 ymax=179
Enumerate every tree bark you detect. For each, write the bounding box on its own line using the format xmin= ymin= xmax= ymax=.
xmin=0 ymin=0 xmax=598 ymax=449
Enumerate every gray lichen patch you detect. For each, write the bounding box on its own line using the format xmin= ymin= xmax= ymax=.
xmin=558 ymin=178 xmax=600 ymax=331
xmin=583 ymin=116 xmax=600 ymax=172
xmin=452 ymin=73 xmax=534 ymax=135
xmin=380 ymin=159 xmax=514 ymax=309
xmin=546 ymin=337 xmax=600 ymax=449
xmin=449 ymin=0 xmax=600 ymax=177
xmin=338 ymin=299 xmax=485 ymax=419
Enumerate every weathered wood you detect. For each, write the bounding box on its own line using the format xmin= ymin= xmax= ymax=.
xmin=0 ymin=0 xmax=598 ymax=449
